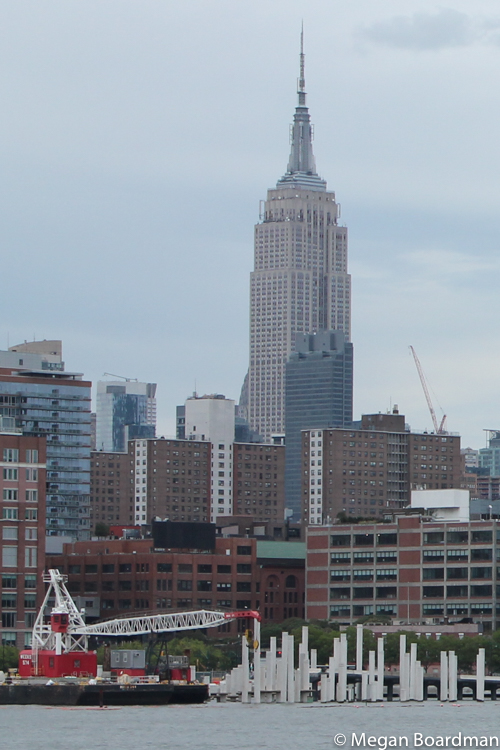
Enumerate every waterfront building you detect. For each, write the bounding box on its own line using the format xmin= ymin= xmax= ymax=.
xmin=95 ymin=380 xmax=156 ymax=453
xmin=46 ymin=535 xmax=305 ymax=629
xmin=245 ymin=38 xmax=351 ymax=442
xmin=285 ymin=331 xmax=353 ymax=518
xmin=0 ymin=428 xmax=46 ymax=648
xmin=307 ymin=513 xmax=500 ymax=630
xmin=0 ymin=341 xmax=91 ymax=538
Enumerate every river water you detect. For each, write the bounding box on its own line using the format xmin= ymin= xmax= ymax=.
xmin=2 ymin=701 xmax=500 ymax=750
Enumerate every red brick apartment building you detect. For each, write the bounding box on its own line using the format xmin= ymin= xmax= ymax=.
xmin=307 ymin=515 xmax=500 ymax=630
xmin=0 ymin=431 xmax=46 ymax=648
xmin=90 ymin=440 xmax=286 ymax=532
xmin=302 ymin=411 xmax=462 ymax=526
xmin=46 ymin=537 xmax=305 ymax=631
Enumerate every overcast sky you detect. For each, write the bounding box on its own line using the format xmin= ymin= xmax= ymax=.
xmin=2 ymin=0 xmax=500 ymax=449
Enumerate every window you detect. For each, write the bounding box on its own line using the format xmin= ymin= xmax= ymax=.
xmin=3 ymin=449 xmax=19 ymax=462
xmin=1 ymin=594 xmax=16 ymax=608
xmin=422 ymin=568 xmax=444 ymax=580
xmin=68 ymin=565 xmax=81 ymax=574
xmin=330 ymin=535 xmax=351 ymax=547
xmin=447 ymin=568 xmax=468 ymax=580
xmin=217 ymin=599 xmax=231 ymax=608
xmin=376 ymin=569 xmax=397 ymax=581
xmin=2 ymin=575 xmax=17 ymax=589
xmin=25 ymin=509 xmax=37 ymax=521
xmin=118 ymin=580 xmax=132 ymax=591
xmin=423 ymin=550 xmax=444 ymax=562
xmin=237 ymin=564 xmax=251 ymax=574
xmin=331 ymin=552 xmax=351 ymax=564
xmin=118 ymin=599 xmax=132 ymax=609
xmin=25 ymin=490 xmax=38 ymax=503
xmin=331 ymin=570 xmax=350 ymax=581
xmin=157 ymin=563 xmax=172 ymax=573
xmin=25 ymin=548 xmax=37 ymax=567
xmin=25 ymin=528 xmax=37 ymax=541
xmin=446 ymin=530 xmax=468 ymax=544
xmin=472 ymin=530 xmax=492 ymax=544
xmin=2 ymin=527 xmax=18 ymax=541
xmin=236 ymin=582 xmax=251 ymax=592
xmin=178 ymin=564 xmax=192 ymax=573
xmin=3 ymin=468 xmax=18 ymax=480
xmin=2 ymin=546 xmax=17 ymax=567
xmin=353 ymin=587 xmax=373 ymax=599
xmin=376 ymin=551 xmax=397 ymax=564
xmin=471 ymin=549 xmax=492 ymax=562
xmin=285 ymin=575 xmax=297 ymax=588
xmin=25 ymin=575 xmax=36 ymax=589
xmin=423 ymin=532 xmax=444 ymax=544
xmin=377 ymin=533 xmax=397 ymax=545
xmin=237 ymin=546 xmax=251 ymax=556
xmin=102 ymin=564 xmax=115 ymax=574
xmin=177 ymin=580 xmax=192 ymax=591
xmin=354 ymin=534 xmax=374 ymax=546
xmin=197 ymin=564 xmax=212 ymax=574
xmin=24 ymin=594 xmax=36 ymax=609
xmin=3 ymin=490 xmax=18 ymax=501
xmin=119 ymin=564 xmax=132 ymax=573
xmin=217 ymin=582 xmax=232 ymax=592
xmin=423 ymin=586 xmax=444 ymax=597
xmin=353 ymin=569 xmax=373 ymax=581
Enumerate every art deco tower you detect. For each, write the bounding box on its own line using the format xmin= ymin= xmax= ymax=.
xmin=246 ymin=36 xmax=351 ymax=442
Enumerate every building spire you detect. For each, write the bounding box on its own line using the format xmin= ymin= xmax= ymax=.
xmin=277 ymin=28 xmax=326 ymax=191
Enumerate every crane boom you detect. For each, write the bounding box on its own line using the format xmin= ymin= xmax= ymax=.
xmin=76 ymin=610 xmax=229 ymax=637
xmin=32 ymin=570 xmax=260 ymax=662
xmin=409 ymin=346 xmax=446 ymax=434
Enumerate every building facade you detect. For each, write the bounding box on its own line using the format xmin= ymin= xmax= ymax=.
xmin=307 ymin=515 xmax=500 ymax=631
xmin=90 ymin=450 xmax=133 ymax=530
xmin=0 ymin=431 xmax=46 ymax=648
xmin=232 ymin=442 xmax=285 ymax=524
xmin=302 ymin=411 xmax=462 ymax=526
xmin=0 ymin=341 xmax=91 ymax=538
xmin=46 ymin=536 xmax=305 ymax=629
xmin=245 ymin=40 xmax=351 ymax=442
xmin=285 ymin=331 xmax=353 ymax=518
xmin=184 ymin=394 xmax=235 ymax=521
xmin=95 ymin=380 xmax=156 ymax=453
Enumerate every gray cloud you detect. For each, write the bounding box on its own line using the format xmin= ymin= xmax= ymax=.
xmin=359 ymin=9 xmax=476 ymax=51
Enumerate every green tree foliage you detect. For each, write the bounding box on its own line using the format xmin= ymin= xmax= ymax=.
xmin=95 ymin=522 xmax=110 ymax=537
xmin=0 ymin=645 xmax=19 ymax=671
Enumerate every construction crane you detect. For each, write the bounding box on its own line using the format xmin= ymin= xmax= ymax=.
xmin=409 ymin=346 xmax=447 ymax=434
xmin=102 ymin=372 xmax=138 ymax=382
xmin=22 ymin=570 xmax=261 ymax=678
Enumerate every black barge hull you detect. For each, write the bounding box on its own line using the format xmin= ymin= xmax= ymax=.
xmin=0 ymin=682 xmax=209 ymax=706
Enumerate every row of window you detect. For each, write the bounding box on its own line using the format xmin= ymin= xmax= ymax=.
xmin=329 ymin=603 xmax=495 ymax=618
xmin=2 ymin=449 xmax=39 ymax=463
xmin=330 ymin=530 xmax=496 ymax=547
xmin=2 ymin=490 xmax=38 ymax=502
xmin=100 ymin=598 xmax=252 ymax=611
xmin=330 ymin=584 xmax=497 ymax=600
xmin=64 ymin=560 xmax=253 ymax=575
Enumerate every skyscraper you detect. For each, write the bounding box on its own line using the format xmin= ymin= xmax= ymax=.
xmin=95 ymin=380 xmax=157 ymax=453
xmin=284 ymin=330 xmax=353 ymax=518
xmin=0 ymin=341 xmax=91 ymax=539
xmin=245 ymin=36 xmax=351 ymax=442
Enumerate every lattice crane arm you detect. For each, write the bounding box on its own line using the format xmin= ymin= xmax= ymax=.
xmin=409 ymin=345 xmax=439 ymax=433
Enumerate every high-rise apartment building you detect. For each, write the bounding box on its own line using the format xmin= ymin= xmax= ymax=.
xmin=302 ymin=411 xmax=462 ymax=526
xmin=0 ymin=341 xmax=91 ymax=539
xmin=245 ymin=38 xmax=351 ymax=441
xmin=0 ymin=428 xmax=47 ymax=648
xmin=184 ymin=394 xmax=235 ymax=521
xmin=285 ymin=331 xmax=353 ymax=518
xmin=95 ymin=380 xmax=156 ymax=453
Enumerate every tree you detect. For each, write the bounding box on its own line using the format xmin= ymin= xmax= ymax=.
xmin=0 ymin=645 xmax=19 ymax=671
xmin=95 ymin=522 xmax=110 ymax=537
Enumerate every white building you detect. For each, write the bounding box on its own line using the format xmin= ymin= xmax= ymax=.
xmin=245 ymin=37 xmax=351 ymax=442
xmin=184 ymin=394 xmax=235 ymax=521
xmin=411 ymin=489 xmax=470 ymax=522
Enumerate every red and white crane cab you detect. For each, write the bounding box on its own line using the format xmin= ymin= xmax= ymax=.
xmin=50 ymin=612 xmax=69 ymax=633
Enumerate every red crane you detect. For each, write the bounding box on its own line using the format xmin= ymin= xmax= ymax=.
xmin=409 ymin=346 xmax=447 ymax=434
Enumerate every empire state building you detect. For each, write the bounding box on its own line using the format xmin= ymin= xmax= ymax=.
xmin=245 ymin=37 xmax=351 ymax=442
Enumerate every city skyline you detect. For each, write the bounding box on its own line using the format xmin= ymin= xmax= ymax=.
xmin=2 ymin=1 xmax=500 ymax=449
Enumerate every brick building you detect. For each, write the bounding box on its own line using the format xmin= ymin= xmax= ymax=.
xmin=0 ymin=430 xmax=47 ymax=648
xmin=302 ymin=410 xmax=462 ymax=525
xmin=46 ymin=536 xmax=305 ymax=630
xmin=232 ymin=443 xmax=285 ymax=524
xmin=90 ymin=439 xmax=286 ymax=533
xmin=307 ymin=514 xmax=500 ymax=630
